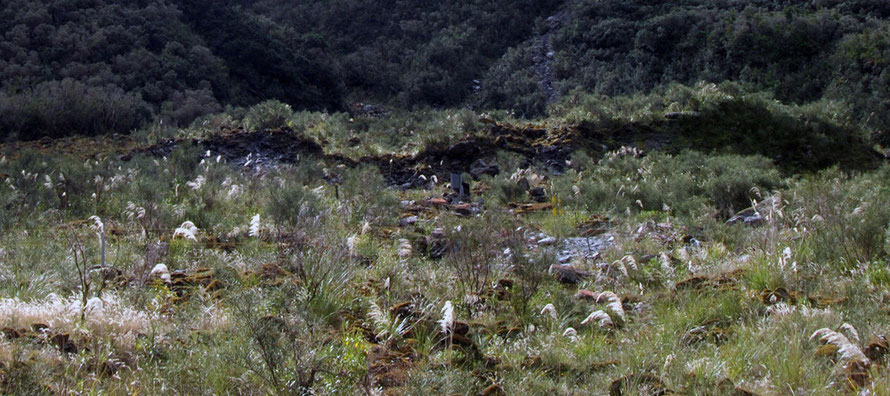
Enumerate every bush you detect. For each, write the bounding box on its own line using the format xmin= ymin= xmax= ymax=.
xmin=242 ymin=100 xmax=294 ymax=131
xmin=572 ymin=150 xmax=782 ymax=217
xmin=0 ymin=79 xmax=152 ymax=140
xmin=793 ymin=166 xmax=890 ymax=268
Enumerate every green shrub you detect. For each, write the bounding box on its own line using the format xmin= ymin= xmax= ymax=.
xmin=242 ymin=100 xmax=295 ymax=131
xmin=793 ymin=166 xmax=890 ymax=268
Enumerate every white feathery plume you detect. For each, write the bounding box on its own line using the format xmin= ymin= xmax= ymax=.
xmin=0 ymin=293 xmax=154 ymax=349
xmin=88 ymin=215 xmax=105 ymax=234
xmin=347 ymin=234 xmax=358 ymax=256
xmin=367 ymin=301 xmax=392 ymax=339
xmin=438 ymin=301 xmax=454 ymax=334
xmin=659 ymin=252 xmax=674 ymax=273
xmin=227 ymin=184 xmax=243 ymax=199
xmin=173 ymin=221 xmax=199 ymax=242
xmin=562 ymin=327 xmax=578 ymax=338
xmin=311 ymin=185 xmax=326 ymax=198
xmin=125 ymin=202 xmax=146 ymax=220
xmin=150 ymin=264 xmax=171 ymax=283
xmin=540 ymin=303 xmax=557 ymax=320
xmin=249 ymin=214 xmax=262 ymax=237
xmin=596 ymin=291 xmax=626 ymax=321
xmin=663 ymin=354 xmax=675 ymax=371
xmin=581 ymin=310 xmax=613 ymax=328
xmin=766 ymin=302 xmax=795 ymax=317
xmin=361 ymin=221 xmax=372 ymax=235
xmin=43 ymin=174 xmax=53 ymax=189
xmin=839 ymin=323 xmax=861 ymax=345
xmin=186 ymin=175 xmax=205 ymax=190
xmin=613 ymin=255 xmax=637 ymax=277
xmin=810 ymin=328 xmax=867 ymax=363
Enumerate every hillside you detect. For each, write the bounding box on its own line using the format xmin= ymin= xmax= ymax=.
xmin=1 ymin=1 xmax=890 ymax=394
xmin=1 ymin=82 xmax=890 ymax=394
xmin=3 ymin=0 xmax=890 ymax=140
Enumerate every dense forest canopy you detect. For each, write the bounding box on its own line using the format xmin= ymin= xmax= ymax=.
xmin=1 ymin=0 xmax=890 ymax=140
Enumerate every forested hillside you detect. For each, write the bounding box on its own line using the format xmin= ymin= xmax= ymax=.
xmin=2 ymin=0 xmax=890 ymax=139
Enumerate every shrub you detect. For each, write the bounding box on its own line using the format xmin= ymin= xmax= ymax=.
xmin=266 ymin=181 xmax=320 ymax=230
xmin=242 ymin=100 xmax=295 ymax=131
xmin=793 ymin=166 xmax=890 ymax=268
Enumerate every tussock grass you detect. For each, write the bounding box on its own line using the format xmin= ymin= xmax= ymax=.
xmin=1 ymin=90 xmax=889 ymax=394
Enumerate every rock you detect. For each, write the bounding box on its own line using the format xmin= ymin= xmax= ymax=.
xmin=452 ymin=321 xmax=470 ymax=336
xmin=469 ymin=159 xmax=500 ymax=179
xmin=51 ymin=333 xmax=78 ymax=354
xmin=865 ymin=335 xmax=889 ymax=361
xmin=391 ymin=302 xmax=419 ymax=318
xmin=481 ymin=384 xmax=506 ymax=396
xmin=399 ymin=216 xmax=418 ymax=227
xmin=609 ymin=374 xmax=671 ymax=396
xmin=427 ymin=228 xmax=447 ymax=259
xmin=529 ymin=187 xmax=547 ymax=202
xmin=548 ymin=264 xmax=592 ymax=284
xmin=537 ymin=236 xmax=557 ymax=246
xmin=452 ymin=203 xmax=476 ymax=216
xmin=556 ymin=236 xmax=611 ymax=263
xmin=428 ymin=197 xmax=448 ymax=206
xmin=727 ymin=209 xmax=763 ymax=226
xmin=575 ymin=289 xmax=597 ymax=300
xmin=1 ymin=327 xmax=21 ymax=339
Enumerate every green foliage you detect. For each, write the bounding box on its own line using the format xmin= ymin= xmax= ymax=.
xmin=793 ymin=166 xmax=890 ymax=268
xmin=571 ymin=150 xmax=782 ymax=217
xmin=242 ymin=100 xmax=294 ymax=131
xmin=555 ymin=82 xmax=876 ymax=172
xmin=265 ymin=180 xmax=319 ymax=229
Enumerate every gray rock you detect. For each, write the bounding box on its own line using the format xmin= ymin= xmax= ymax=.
xmin=537 ymin=236 xmax=557 ymax=246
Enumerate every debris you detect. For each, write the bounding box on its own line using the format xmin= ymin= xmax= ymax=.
xmin=508 ymin=202 xmax=554 ymax=214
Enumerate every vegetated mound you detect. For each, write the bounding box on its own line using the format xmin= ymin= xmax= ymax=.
xmin=119 ymin=103 xmax=882 ymax=188
xmin=574 ymin=103 xmax=881 ymax=173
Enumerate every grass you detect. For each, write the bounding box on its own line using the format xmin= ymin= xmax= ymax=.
xmin=0 ymin=84 xmax=889 ymax=394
